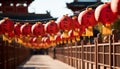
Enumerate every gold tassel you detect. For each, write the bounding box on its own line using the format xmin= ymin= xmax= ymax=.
xmin=72 ymin=38 xmax=75 ymax=43
xmin=62 ymin=30 xmax=69 ymax=39
xmin=76 ymin=36 xmax=80 ymax=41
xmin=102 ymin=24 xmax=111 ymax=35
xmin=86 ymin=26 xmax=93 ymax=36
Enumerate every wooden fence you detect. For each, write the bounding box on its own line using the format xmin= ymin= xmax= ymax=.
xmin=0 ymin=36 xmax=31 ymax=69
xmin=49 ymin=30 xmax=120 ymax=69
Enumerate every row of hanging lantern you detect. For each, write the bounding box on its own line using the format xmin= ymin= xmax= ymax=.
xmin=0 ymin=0 xmax=120 ymax=49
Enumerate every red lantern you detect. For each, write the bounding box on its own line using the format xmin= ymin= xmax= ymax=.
xmin=55 ymin=34 xmax=61 ymax=42
xmin=0 ymin=19 xmax=6 ymax=35
xmin=32 ymin=22 xmax=45 ymax=37
xmin=14 ymin=22 xmax=22 ymax=36
xmin=111 ymin=0 xmax=120 ymax=16
xmin=68 ymin=30 xmax=75 ymax=38
xmin=45 ymin=20 xmax=59 ymax=42
xmin=1 ymin=18 xmax=14 ymax=34
xmin=8 ymin=31 xmax=15 ymax=38
xmin=57 ymin=14 xmax=72 ymax=40
xmin=78 ymin=8 xmax=97 ymax=27
xmin=78 ymin=26 xmax=86 ymax=36
xmin=29 ymin=37 xmax=37 ymax=47
xmin=44 ymin=37 xmax=51 ymax=44
xmin=21 ymin=23 xmax=32 ymax=36
xmin=41 ymin=37 xmax=48 ymax=48
xmin=68 ymin=30 xmax=75 ymax=43
xmin=71 ymin=16 xmax=80 ymax=30
xmin=55 ymin=34 xmax=62 ymax=45
xmin=57 ymin=14 xmax=72 ymax=31
xmin=45 ymin=20 xmax=59 ymax=35
xmin=95 ymin=3 xmax=117 ymax=24
xmin=44 ymin=37 xmax=51 ymax=47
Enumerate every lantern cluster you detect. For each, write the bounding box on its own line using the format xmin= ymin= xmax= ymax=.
xmin=0 ymin=1 xmax=120 ymax=49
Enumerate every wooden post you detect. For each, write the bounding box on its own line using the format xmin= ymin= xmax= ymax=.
xmin=112 ymin=30 xmax=115 ymax=68
xmin=5 ymin=40 xmax=8 ymax=69
xmin=95 ymin=37 xmax=98 ymax=69
xmin=97 ymin=33 xmax=102 ymax=43
xmin=109 ymin=35 xmax=112 ymax=69
xmin=112 ymin=29 xmax=119 ymax=42
xmin=81 ymin=40 xmax=84 ymax=69
xmin=0 ymin=35 xmax=4 ymax=69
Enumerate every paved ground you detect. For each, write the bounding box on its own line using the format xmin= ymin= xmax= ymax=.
xmin=17 ymin=55 xmax=76 ymax=69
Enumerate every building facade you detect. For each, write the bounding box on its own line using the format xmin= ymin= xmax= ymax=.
xmin=0 ymin=0 xmax=32 ymax=13
xmin=0 ymin=0 xmax=53 ymax=22
xmin=66 ymin=0 xmax=102 ymax=15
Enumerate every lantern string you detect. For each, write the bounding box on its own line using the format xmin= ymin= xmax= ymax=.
xmin=0 ymin=2 xmax=103 ymax=23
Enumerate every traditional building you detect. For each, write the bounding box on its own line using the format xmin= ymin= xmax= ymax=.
xmin=0 ymin=0 xmax=53 ymax=22
xmin=66 ymin=0 xmax=103 ymax=15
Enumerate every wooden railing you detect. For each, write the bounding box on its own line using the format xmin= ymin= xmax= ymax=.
xmin=0 ymin=36 xmax=31 ymax=69
xmin=49 ymin=30 xmax=120 ymax=69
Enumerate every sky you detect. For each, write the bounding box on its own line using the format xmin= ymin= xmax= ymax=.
xmin=28 ymin=0 xmax=111 ymax=18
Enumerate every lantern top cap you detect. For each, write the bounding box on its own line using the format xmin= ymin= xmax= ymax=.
xmin=37 ymin=22 xmax=42 ymax=24
xmin=86 ymin=7 xmax=92 ymax=11
xmin=25 ymin=22 xmax=29 ymax=25
xmin=4 ymin=17 xmax=9 ymax=20
xmin=72 ymin=16 xmax=77 ymax=19
xmin=49 ymin=20 xmax=55 ymax=22
xmin=16 ymin=22 xmax=20 ymax=24
xmin=104 ymin=2 xmax=111 ymax=4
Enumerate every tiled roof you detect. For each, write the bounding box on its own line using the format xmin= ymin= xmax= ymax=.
xmin=0 ymin=13 xmax=54 ymax=23
xmin=67 ymin=2 xmax=103 ymax=8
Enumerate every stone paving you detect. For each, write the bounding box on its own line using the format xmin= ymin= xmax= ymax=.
xmin=17 ymin=55 xmax=76 ymax=69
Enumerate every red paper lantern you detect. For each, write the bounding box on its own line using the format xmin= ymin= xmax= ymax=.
xmin=45 ymin=20 xmax=59 ymax=35
xmin=5 ymin=31 xmax=15 ymax=43
xmin=41 ymin=37 xmax=48 ymax=48
xmin=44 ymin=37 xmax=51 ymax=44
xmin=0 ymin=19 xmax=6 ymax=34
xmin=68 ymin=30 xmax=75 ymax=38
xmin=55 ymin=34 xmax=61 ymax=42
xmin=68 ymin=30 xmax=76 ymax=43
xmin=78 ymin=26 xmax=86 ymax=36
xmin=95 ymin=3 xmax=117 ymax=24
xmin=21 ymin=23 xmax=32 ymax=36
xmin=71 ymin=16 xmax=80 ymax=30
xmin=55 ymin=34 xmax=62 ymax=44
xmin=111 ymin=0 xmax=120 ymax=16
xmin=29 ymin=37 xmax=37 ymax=47
xmin=14 ymin=22 xmax=22 ymax=36
xmin=32 ymin=22 xmax=45 ymax=37
xmin=1 ymin=18 xmax=14 ymax=34
xmin=78 ymin=8 xmax=97 ymax=27
xmin=8 ymin=31 xmax=15 ymax=38
xmin=57 ymin=14 xmax=72 ymax=31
